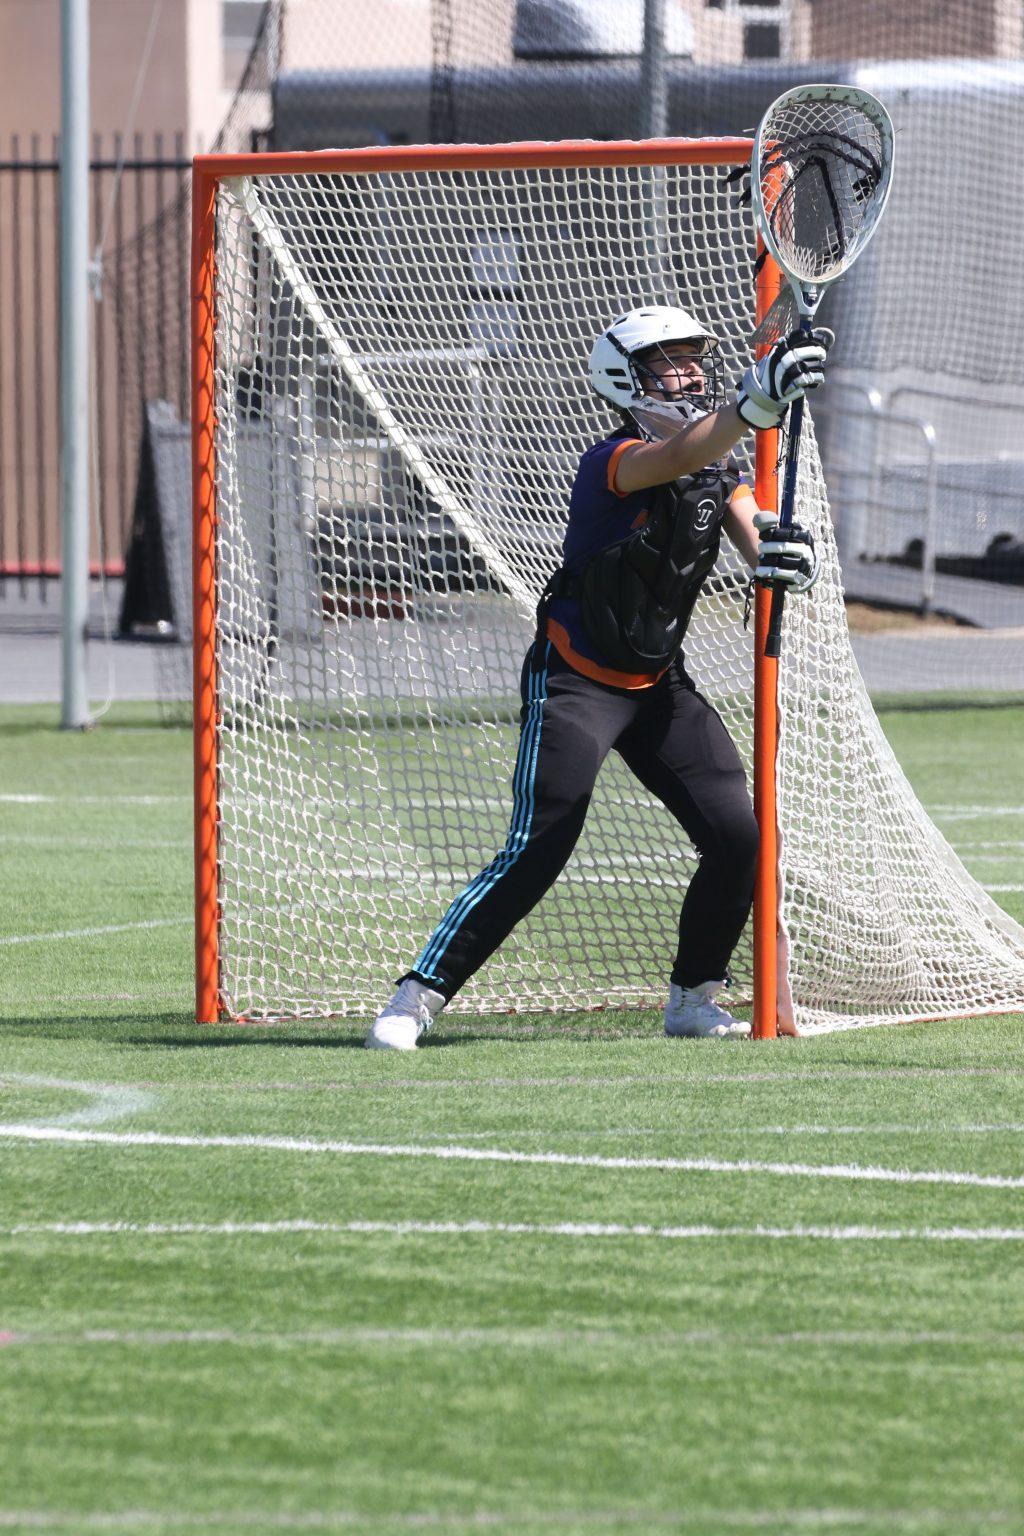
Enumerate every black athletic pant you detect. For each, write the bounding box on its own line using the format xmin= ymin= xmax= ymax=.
xmin=407 ymin=640 xmax=759 ymax=1000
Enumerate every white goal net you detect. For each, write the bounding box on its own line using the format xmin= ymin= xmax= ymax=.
xmin=197 ymin=144 xmax=1024 ymax=1030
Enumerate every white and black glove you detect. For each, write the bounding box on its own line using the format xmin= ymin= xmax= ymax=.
xmin=754 ymin=511 xmax=819 ymax=593
xmin=736 ymin=327 xmax=834 ymax=430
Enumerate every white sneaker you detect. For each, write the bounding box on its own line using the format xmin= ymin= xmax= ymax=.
xmin=364 ymin=978 xmax=446 ymax=1051
xmin=664 ymin=980 xmax=751 ymax=1040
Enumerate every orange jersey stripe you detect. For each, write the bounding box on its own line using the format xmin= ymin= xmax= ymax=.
xmin=545 ymin=617 xmax=666 ymax=691
xmin=606 ymin=437 xmax=643 ymax=498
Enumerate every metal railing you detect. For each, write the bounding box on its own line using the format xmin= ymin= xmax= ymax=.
xmin=813 ymin=383 xmax=939 ymax=612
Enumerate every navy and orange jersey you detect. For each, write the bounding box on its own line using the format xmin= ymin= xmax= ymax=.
xmin=545 ymin=430 xmax=749 ymax=689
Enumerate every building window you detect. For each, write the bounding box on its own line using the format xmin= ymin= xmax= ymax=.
xmin=744 ymin=21 xmax=781 ymax=57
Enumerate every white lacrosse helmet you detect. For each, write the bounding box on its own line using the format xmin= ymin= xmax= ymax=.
xmin=588 ymin=305 xmax=722 ymax=427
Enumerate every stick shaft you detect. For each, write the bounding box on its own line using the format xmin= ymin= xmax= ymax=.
xmin=764 ymin=317 xmax=811 ymax=660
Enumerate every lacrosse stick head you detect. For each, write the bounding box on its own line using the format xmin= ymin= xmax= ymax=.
xmin=751 ymin=83 xmax=895 ymax=336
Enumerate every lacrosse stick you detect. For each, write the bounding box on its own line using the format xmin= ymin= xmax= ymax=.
xmin=749 ymin=83 xmax=895 ymax=657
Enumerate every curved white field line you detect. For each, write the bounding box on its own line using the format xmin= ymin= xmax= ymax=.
xmin=1 ymin=1124 xmax=1022 ymax=1190
xmin=4 ymin=1219 xmax=1024 ymax=1244
xmin=0 ymin=1076 xmax=153 ymax=1128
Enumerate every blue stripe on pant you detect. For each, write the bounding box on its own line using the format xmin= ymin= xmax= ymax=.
xmin=413 ymin=644 xmax=551 ymax=986
xmin=404 ymin=644 xmax=758 ymax=1002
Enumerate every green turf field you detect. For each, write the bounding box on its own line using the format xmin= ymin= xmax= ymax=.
xmin=2 ymin=701 xmax=1023 ymax=1535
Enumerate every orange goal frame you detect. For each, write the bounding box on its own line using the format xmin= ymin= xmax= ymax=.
xmin=191 ymin=138 xmax=783 ymax=1035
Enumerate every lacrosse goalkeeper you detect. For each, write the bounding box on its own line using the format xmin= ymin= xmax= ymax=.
xmin=367 ymin=306 xmax=831 ymax=1049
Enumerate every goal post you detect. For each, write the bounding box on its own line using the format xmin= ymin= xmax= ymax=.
xmin=752 ymin=251 xmax=783 ymax=1040
xmin=192 ymin=139 xmax=1024 ymax=1034
xmin=192 ymin=161 xmax=219 ymax=1031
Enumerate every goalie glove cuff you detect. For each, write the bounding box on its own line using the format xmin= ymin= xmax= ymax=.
xmin=753 ymin=512 xmax=819 ymax=594
xmin=736 ymin=377 xmax=786 ymax=430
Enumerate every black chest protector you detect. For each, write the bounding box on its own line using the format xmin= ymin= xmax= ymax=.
xmin=545 ymin=465 xmax=738 ymax=675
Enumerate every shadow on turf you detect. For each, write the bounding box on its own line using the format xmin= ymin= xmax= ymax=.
xmin=7 ymin=1012 xmax=1014 ymax=1065
xmin=0 ymin=1012 xmax=676 ymax=1048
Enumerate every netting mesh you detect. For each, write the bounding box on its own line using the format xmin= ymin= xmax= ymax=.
xmin=207 ymin=151 xmax=1024 ymax=1028
xmin=778 ymin=427 xmax=1024 ymax=1027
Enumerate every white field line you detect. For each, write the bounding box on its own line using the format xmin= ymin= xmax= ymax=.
xmin=70 ymin=994 xmax=148 ymax=1004
xmin=2 ymin=1124 xmax=1023 ymax=1190
xmin=0 ymin=793 xmax=188 ymax=805
xmin=57 ymin=753 xmax=168 ymax=763
xmin=954 ymin=850 xmax=1024 ymax=860
xmin=32 ymin=1068 xmax=1024 ymax=1096
xmin=373 ymin=1124 xmax=1024 ymax=1138
xmin=103 ymin=726 xmax=182 ymax=736
xmin=0 ymin=835 xmax=186 ymax=850
xmin=0 ymin=917 xmax=189 ymax=947
xmin=176 ymin=1067 xmax=1024 ymax=1089
xmin=930 ymin=805 xmax=1024 ymax=820
xmin=0 ymin=1505 xmax=1019 ymax=1529
xmin=19 ymin=1085 xmax=1024 ymax=1139
xmin=0 ymin=1075 xmax=153 ymax=1128
xmin=0 ymin=792 xmax=500 ymax=816
xmin=2 ymin=883 xmax=1017 ymax=943
xmin=317 ymin=872 xmax=1024 ymax=895
xmin=3 ymin=1323 xmax=1022 ymax=1350
xmin=267 ymin=862 xmax=676 ymax=894
xmin=957 ymin=841 xmax=1024 ymax=850
xmin=0 ymin=1507 xmax=1017 ymax=1532
xmin=5 ymin=792 xmax=1017 ymax=817
xmin=5 ymin=1218 xmax=1024 ymax=1244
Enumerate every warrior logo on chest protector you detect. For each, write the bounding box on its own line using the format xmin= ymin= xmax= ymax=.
xmin=693 ymin=497 xmax=718 ymax=534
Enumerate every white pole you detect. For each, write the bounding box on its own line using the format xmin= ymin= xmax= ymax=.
xmin=640 ymin=0 xmax=667 ymax=139
xmin=640 ymin=0 xmax=668 ymax=294
xmin=60 ymin=0 xmax=92 ymax=729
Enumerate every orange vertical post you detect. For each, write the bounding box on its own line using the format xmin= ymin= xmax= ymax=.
xmin=752 ymin=245 xmax=782 ymax=1040
xmin=192 ymin=163 xmax=219 ymax=1024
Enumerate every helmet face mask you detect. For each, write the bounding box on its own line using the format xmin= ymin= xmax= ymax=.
xmin=631 ymin=340 xmax=720 ymax=421
xmin=588 ymin=305 xmax=724 ymax=437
